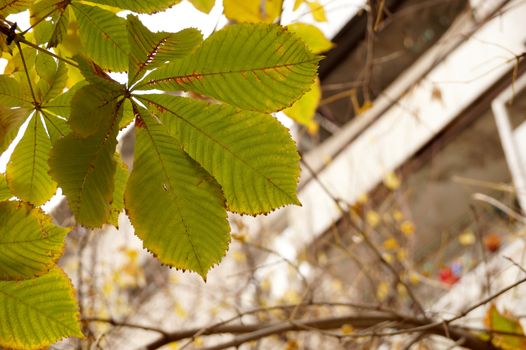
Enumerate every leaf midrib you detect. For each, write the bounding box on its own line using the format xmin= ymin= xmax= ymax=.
xmin=139 ymin=115 xmax=205 ymax=274
xmin=130 ymin=33 xmax=170 ymax=85
xmin=142 ymin=59 xmax=318 ymax=87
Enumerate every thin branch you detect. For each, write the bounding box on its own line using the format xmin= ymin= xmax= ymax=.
xmin=363 ymin=0 xmax=375 ymax=102
xmin=240 ymin=240 xmax=310 ymax=291
xmin=20 ymin=38 xmax=79 ymax=68
xmin=472 ymin=193 xmax=526 ymax=224
xmin=194 ymin=315 xmax=496 ymax=350
xmin=470 ymin=205 xmax=492 ymax=297
xmin=402 ymin=333 xmax=426 ymax=350
xmin=456 ymin=325 xmax=526 ymax=339
xmin=40 ymin=110 xmax=65 ymax=137
xmin=144 ymin=302 xmax=394 ymax=350
xmin=300 ymin=156 xmax=427 ymax=318
xmin=142 ymin=272 xmax=526 ymax=350
xmin=503 ymin=256 xmax=526 ymax=275
xmin=83 ymin=318 xmax=168 ymax=335
xmin=447 ymin=276 xmax=526 ymax=323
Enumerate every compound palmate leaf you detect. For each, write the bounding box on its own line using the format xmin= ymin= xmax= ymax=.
xmin=125 ymin=107 xmax=230 ymax=279
xmin=0 ymin=202 xmax=68 ymax=280
xmin=140 ymin=23 xmax=319 ymax=113
xmin=0 ymin=267 xmax=82 ymax=350
xmin=141 ymin=94 xmax=300 ymax=214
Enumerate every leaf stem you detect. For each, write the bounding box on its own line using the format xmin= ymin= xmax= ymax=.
xmin=20 ymin=38 xmax=79 ymax=68
xmin=0 ymin=22 xmax=79 ymax=68
xmin=21 ymin=7 xmax=58 ymax=35
xmin=15 ymin=41 xmax=38 ymax=106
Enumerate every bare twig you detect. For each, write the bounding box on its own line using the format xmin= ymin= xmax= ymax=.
xmin=142 ymin=273 xmax=526 ymax=350
xmin=300 ymin=157 xmax=427 ymax=318
xmin=472 ymin=193 xmax=526 ymax=224
xmin=503 ymin=256 xmax=526 ymax=275
xmin=83 ymin=318 xmax=168 ymax=335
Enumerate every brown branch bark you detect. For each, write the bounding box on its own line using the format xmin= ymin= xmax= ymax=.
xmin=143 ymin=314 xmax=498 ymax=350
xmin=141 ymin=274 xmax=526 ymax=350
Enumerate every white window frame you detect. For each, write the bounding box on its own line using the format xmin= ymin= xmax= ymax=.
xmin=492 ymin=72 xmax=526 ymax=214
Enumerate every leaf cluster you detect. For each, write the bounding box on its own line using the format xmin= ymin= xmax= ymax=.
xmin=0 ymin=0 xmax=320 ymax=348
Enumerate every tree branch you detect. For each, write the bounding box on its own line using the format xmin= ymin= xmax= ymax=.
xmin=141 ymin=273 xmax=526 ymax=350
xmin=144 ymin=313 xmax=498 ymax=350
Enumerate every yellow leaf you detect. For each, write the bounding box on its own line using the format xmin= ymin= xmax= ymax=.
xmin=357 ymin=99 xmax=373 ymax=115
xmin=174 ymin=302 xmax=188 ymax=318
xmin=357 ymin=193 xmax=368 ymax=203
xmin=484 ymin=304 xmax=526 ymax=350
xmin=293 ymin=0 xmax=303 ymax=10
xmin=396 ymin=248 xmax=407 ymax=261
xmin=232 ymin=250 xmax=246 ymax=262
xmin=283 ymin=290 xmax=300 ymax=304
xmin=286 ymin=23 xmax=333 ymax=54
xmin=102 ymin=281 xmax=113 ymax=296
xmin=392 ymin=210 xmax=403 ymax=221
xmin=307 ymin=120 xmax=319 ymax=135
xmin=366 ymin=210 xmax=380 ymax=228
xmin=317 ymin=252 xmax=328 ymax=265
xmin=285 ymin=339 xmax=299 ymax=350
xmin=400 ymin=220 xmax=415 ymax=235
xmin=383 ymin=238 xmax=399 ymax=250
xmin=194 ymin=337 xmax=204 ymax=347
xmin=331 ymin=280 xmax=343 ymax=292
xmin=169 ymin=273 xmax=180 ymax=284
xmin=187 ymin=0 xmax=215 ymax=13
xmin=260 ymin=278 xmax=271 ymax=291
xmin=377 ymin=281 xmax=389 ymax=301
xmin=223 ymin=0 xmax=283 ymax=23
xmin=383 ymin=171 xmax=401 ymax=190
xmin=231 ymin=232 xmax=247 ymax=242
xmin=283 ymin=79 xmax=321 ymax=127
xmin=458 ymin=229 xmax=476 ymax=245
xmin=209 ymin=306 xmax=219 ymax=317
xmin=121 ymin=247 xmax=139 ymax=262
xmin=408 ymin=271 xmax=420 ymax=285
xmin=382 ymin=252 xmax=393 ymax=264
xmin=341 ymin=324 xmax=354 ymax=334
xmin=397 ymin=283 xmax=407 ymax=297
xmin=306 ymin=0 xmax=327 ymax=22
